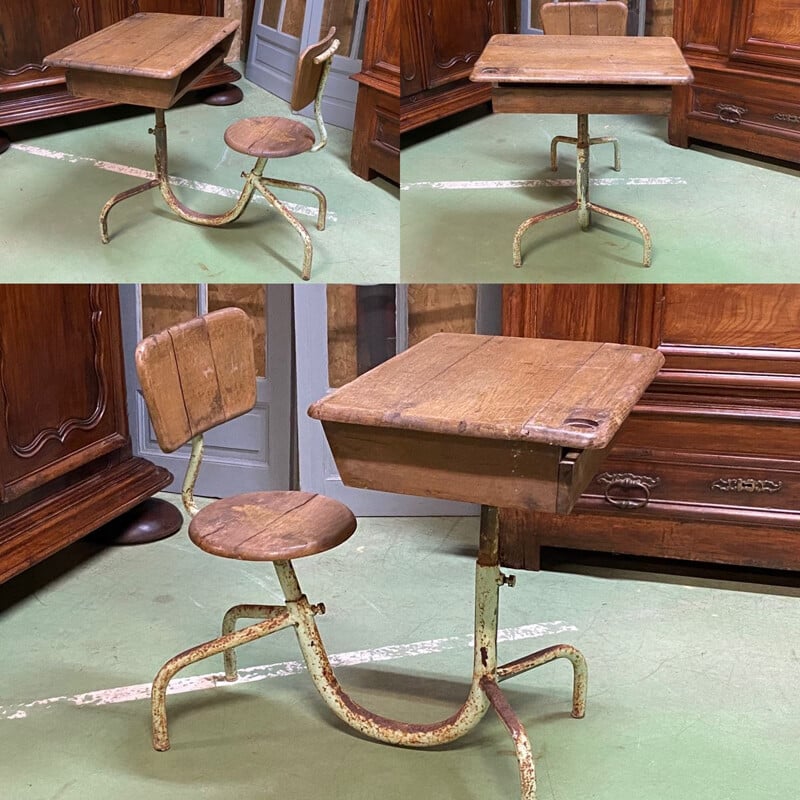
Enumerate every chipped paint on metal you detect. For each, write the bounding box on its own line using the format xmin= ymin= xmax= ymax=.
xmin=9 ymin=143 xmax=335 ymax=221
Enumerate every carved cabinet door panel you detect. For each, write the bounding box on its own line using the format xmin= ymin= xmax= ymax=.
xmin=729 ymin=0 xmax=800 ymax=67
xmin=673 ymin=0 xmax=733 ymax=58
xmin=0 ymin=0 xmax=92 ymax=91
xmin=0 ymin=285 xmax=129 ymax=505
xmin=419 ymin=0 xmax=503 ymax=89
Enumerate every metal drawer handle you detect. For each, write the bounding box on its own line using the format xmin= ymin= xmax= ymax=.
xmin=717 ymin=104 xmax=747 ymax=124
xmin=597 ymin=472 xmax=660 ymax=510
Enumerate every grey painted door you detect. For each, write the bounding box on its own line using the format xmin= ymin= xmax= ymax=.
xmin=294 ymin=284 xmax=503 ymax=516
xmin=245 ymin=0 xmax=369 ymax=130
xmin=120 ymin=285 xmax=293 ymax=498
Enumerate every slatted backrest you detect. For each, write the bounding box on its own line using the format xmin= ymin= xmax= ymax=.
xmin=541 ymin=1 xmax=628 ymax=36
xmin=290 ymin=27 xmax=338 ymax=111
xmin=135 ymin=307 xmax=257 ymax=453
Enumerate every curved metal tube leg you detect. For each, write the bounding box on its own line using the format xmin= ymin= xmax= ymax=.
xmin=260 ymin=177 xmax=327 ymax=231
xmin=513 ymin=201 xmax=579 ymax=268
xmin=151 ymin=611 xmax=293 ymax=751
xmin=589 ymin=136 xmax=622 ymax=172
xmin=273 ymin=559 xmax=495 ymax=747
xmin=99 ymin=178 xmax=159 ymax=243
xmin=221 ymin=604 xmax=289 ymax=681
xmin=253 ymin=180 xmax=314 ymax=281
xmin=549 ymin=135 xmax=575 ymax=172
xmin=550 ymin=135 xmax=620 ymax=173
xmin=481 ymin=676 xmax=537 ymax=800
xmin=589 ymin=202 xmax=652 ymax=267
xmin=496 ymin=644 xmax=588 ymax=719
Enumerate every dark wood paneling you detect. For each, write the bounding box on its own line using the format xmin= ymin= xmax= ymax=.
xmin=501 ymin=284 xmax=800 ymax=572
xmin=0 ymin=285 xmax=172 ymax=583
xmin=350 ymin=0 xmax=400 ymax=182
xmin=669 ymin=0 xmax=800 ymax=163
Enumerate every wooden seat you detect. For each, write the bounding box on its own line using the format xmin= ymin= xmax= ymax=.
xmin=220 ymin=28 xmax=340 ymax=280
xmin=224 ymin=117 xmax=316 ymax=158
xmin=136 ymin=307 xmax=361 ymax=754
xmin=189 ymin=491 xmax=357 ymax=561
xmin=541 ymin=2 xmax=628 ymax=173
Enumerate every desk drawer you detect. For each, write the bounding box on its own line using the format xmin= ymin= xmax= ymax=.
xmin=321 ymin=421 xmax=611 ymax=513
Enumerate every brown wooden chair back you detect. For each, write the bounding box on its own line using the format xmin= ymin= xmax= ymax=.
xmin=135 ymin=308 xmax=257 ymax=453
xmin=290 ymin=27 xmax=338 ymax=112
xmin=541 ymin=1 xmax=628 ymax=36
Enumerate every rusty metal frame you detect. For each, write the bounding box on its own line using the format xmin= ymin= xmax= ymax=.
xmin=514 ymin=113 xmax=652 ymax=269
xmin=97 ymin=42 xmax=338 ymax=280
xmin=98 ymin=109 xmax=327 ymax=280
xmin=150 ymin=502 xmax=587 ymax=799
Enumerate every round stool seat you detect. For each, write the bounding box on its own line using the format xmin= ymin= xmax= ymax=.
xmin=189 ymin=491 xmax=357 ymax=561
xmin=224 ymin=117 xmax=316 ymax=158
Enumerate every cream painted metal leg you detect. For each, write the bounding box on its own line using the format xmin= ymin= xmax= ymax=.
xmin=514 ymin=113 xmax=652 ymax=269
xmin=99 ymin=109 xmax=326 ymax=279
xmin=150 ymin=506 xmax=587 ymax=800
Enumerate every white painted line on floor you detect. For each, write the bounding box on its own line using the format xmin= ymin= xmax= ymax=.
xmin=10 ymin=143 xmax=336 ymax=222
xmin=0 ymin=620 xmax=577 ymax=721
xmin=401 ymin=176 xmax=687 ymax=191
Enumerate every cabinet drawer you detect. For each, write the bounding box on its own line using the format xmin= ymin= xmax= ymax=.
xmin=689 ymin=85 xmax=800 ymax=139
xmin=581 ymin=456 xmax=800 ymax=524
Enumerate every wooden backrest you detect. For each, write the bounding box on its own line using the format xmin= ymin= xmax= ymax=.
xmin=541 ymin=2 xmax=628 ymax=36
xmin=290 ymin=27 xmax=338 ymax=111
xmin=135 ymin=308 xmax=257 ymax=453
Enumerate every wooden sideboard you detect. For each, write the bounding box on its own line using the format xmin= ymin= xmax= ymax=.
xmin=500 ymin=284 xmax=800 ymax=572
xmin=350 ymin=0 xmax=400 ymax=183
xmin=669 ymin=0 xmax=800 ymax=163
xmin=0 ymin=0 xmax=240 ymax=147
xmin=401 ymin=0 xmax=516 ymax=133
xmin=349 ymin=0 xmax=517 ymax=182
xmin=0 ymin=285 xmax=175 ymax=584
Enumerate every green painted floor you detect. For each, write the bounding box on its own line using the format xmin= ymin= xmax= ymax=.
xmin=1 ymin=75 xmax=399 ymax=284
xmin=2 ymin=495 xmax=798 ymax=799
xmin=400 ymin=111 xmax=800 ymax=283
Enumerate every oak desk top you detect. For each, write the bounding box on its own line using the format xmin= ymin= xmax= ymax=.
xmin=470 ymin=35 xmax=693 ymax=86
xmin=43 ymin=13 xmax=239 ymax=108
xmin=309 ymin=334 xmax=663 ymax=512
xmin=310 ymin=333 xmax=663 ymax=450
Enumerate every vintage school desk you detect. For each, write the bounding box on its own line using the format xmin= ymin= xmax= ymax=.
xmin=470 ymin=35 xmax=692 ymax=268
xmin=308 ymin=332 xmax=664 ymax=799
xmin=43 ymin=13 xmax=239 ymax=242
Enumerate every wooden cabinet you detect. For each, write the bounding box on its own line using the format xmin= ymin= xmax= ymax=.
xmin=0 ymin=0 xmax=239 ymax=131
xmin=350 ymin=0 xmax=400 ymax=183
xmin=401 ymin=0 xmax=515 ymax=132
xmin=500 ymin=284 xmax=800 ymax=572
xmin=0 ymin=285 xmax=173 ymax=584
xmin=669 ymin=0 xmax=800 ymax=163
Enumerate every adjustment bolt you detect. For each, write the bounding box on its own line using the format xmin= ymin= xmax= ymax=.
xmin=498 ymin=573 xmax=516 ymax=587
xmin=312 ymin=602 xmax=326 ymax=615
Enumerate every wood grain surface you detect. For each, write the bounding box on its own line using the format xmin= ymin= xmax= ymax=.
xmin=309 ymin=333 xmax=664 ymax=451
xmin=43 ymin=13 xmax=239 ymax=79
xmin=471 ymin=35 xmax=693 ymax=85
xmin=135 ymin=308 xmax=256 ymax=453
xmin=189 ymin=491 xmax=357 ymax=561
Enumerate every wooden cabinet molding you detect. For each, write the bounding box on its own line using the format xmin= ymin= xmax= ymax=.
xmin=501 ymin=284 xmax=800 ymax=572
xmin=400 ymin=0 xmax=516 ymax=133
xmin=0 ymin=285 xmax=173 ymax=584
xmin=669 ymin=0 xmax=800 ymax=163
